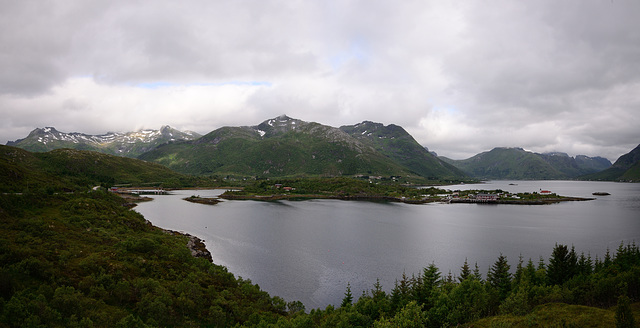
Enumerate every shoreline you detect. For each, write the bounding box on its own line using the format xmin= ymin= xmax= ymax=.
xmin=218 ymin=193 xmax=594 ymax=205
xmin=161 ymin=228 xmax=213 ymax=262
xmin=218 ymin=193 xmax=435 ymax=204
xmin=449 ymin=196 xmax=594 ymax=205
xmin=183 ymin=196 xmax=221 ymax=205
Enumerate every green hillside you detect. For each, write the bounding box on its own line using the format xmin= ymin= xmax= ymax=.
xmin=340 ymin=121 xmax=467 ymax=179
xmin=443 ymin=147 xmax=566 ymax=180
xmin=0 ymin=145 xmax=214 ymax=193
xmin=140 ymin=116 xmax=434 ymax=180
xmin=0 ymin=191 xmax=285 ymax=327
xmin=539 ymin=152 xmax=611 ymax=178
xmin=581 ymin=144 xmax=640 ymax=182
xmin=443 ymin=147 xmax=612 ymax=180
xmin=574 ymin=154 xmax=612 ymax=173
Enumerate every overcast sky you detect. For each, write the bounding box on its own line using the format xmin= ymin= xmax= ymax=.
xmin=1 ymin=1 xmax=639 ymax=161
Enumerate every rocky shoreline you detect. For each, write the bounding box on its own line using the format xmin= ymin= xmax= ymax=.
xmin=116 ymin=193 xmax=153 ymax=208
xmin=162 ymin=229 xmax=213 ymax=262
xmin=449 ymin=197 xmax=594 ymax=205
xmin=183 ymin=196 xmax=221 ymax=205
xmin=219 ymin=193 xmax=595 ymax=205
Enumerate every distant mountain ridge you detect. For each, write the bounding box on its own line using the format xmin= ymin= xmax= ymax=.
xmin=6 ymin=126 xmax=201 ymax=158
xmin=140 ymin=115 xmax=466 ymax=180
xmin=580 ymin=144 xmax=640 ymax=182
xmin=441 ymin=147 xmax=611 ymax=180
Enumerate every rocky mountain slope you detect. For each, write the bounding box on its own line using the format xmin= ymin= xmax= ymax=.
xmin=339 ymin=121 xmax=466 ymax=179
xmin=6 ymin=126 xmax=200 ymax=158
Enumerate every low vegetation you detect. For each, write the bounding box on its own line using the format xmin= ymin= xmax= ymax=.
xmin=0 ymin=191 xmax=286 ymax=327
xmin=223 ymin=177 xmax=438 ymax=202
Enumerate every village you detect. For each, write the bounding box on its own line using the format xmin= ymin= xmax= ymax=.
xmin=440 ymin=189 xmax=556 ymax=202
xmin=224 ymin=180 xmax=590 ymax=205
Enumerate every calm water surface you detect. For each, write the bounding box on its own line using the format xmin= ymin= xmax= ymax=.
xmin=135 ymin=181 xmax=640 ymax=310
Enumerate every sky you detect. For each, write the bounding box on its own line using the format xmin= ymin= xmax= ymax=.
xmin=1 ymin=1 xmax=639 ymax=162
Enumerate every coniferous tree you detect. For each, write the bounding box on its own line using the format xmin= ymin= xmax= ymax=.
xmin=413 ymin=264 xmax=440 ymax=310
xmin=341 ymin=283 xmax=353 ymax=308
xmin=524 ymin=258 xmax=537 ymax=285
xmin=614 ymin=241 xmax=640 ymax=272
xmin=487 ymin=254 xmax=512 ymax=302
xmin=371 ymin=278 xmax=385 ymax=299
xmin=459 ymin=258 xmax=471 ymax=282
xmin=604 ymin=247 xmax=613 ymax=268
xmin=577 ymin=252 xmax=593 ymax=276
xmin=513 ymin=254 xmax=524 ymax=288
xmin=473 ymin=262 xmax=483 ymax=281
xmin=548 ymin=244 xmax=578 ymax=285
xmin=391 ymin=272 xmax=411 ymax=311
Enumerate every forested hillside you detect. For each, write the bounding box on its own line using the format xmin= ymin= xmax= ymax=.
xmin=0 ymin=191 xmax=286 ymax=327
xmin=0 ymin=145 xmax=218 ymax=193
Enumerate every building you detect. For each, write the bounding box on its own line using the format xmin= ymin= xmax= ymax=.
xmin=476 ymin=193 xmax=498 ymax=201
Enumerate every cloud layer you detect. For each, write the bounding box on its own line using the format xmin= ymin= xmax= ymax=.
xmin=1 ymin=0 xmax=639 ymax=161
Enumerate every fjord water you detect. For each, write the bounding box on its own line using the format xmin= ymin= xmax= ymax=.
xmin=135 ymin=181 xmax=640 ymax=310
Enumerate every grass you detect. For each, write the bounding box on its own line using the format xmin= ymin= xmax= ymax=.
xmin=470 ymin=302 xmax=640 ymax=327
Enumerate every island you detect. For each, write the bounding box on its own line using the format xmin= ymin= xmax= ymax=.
xmin=212 ymin=177 xmax=594 ymax=205
xmin=184 ymin=195 xmax=221 ymax=205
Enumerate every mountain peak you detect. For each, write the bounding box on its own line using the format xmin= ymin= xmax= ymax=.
xmin=254 ymin=115 xmax=309 ymax=137
xmin=7 ymin=126 xmax=201 ymax=157
xmin=32 ymin=127 xmax=60 ymax=135
xmin=544 ymin=152 xmax=569 ymax=157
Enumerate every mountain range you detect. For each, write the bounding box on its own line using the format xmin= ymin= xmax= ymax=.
xmin=139 ymin=115 xmax=465 ymax=180
xmin=440 ymin=147 xmax=613 ymax=180
xmin=6 ymin=126 xmax=200 ymax=158
xmin=6 ymin=116 xmax=639 ymax=181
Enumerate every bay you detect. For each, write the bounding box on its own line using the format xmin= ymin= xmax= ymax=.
xmin=135 ymin=180 xmax=640 ymax=310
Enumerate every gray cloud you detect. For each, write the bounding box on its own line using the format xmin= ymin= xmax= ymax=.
xmin=1 ymin=0 xmax=639 ymax=162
